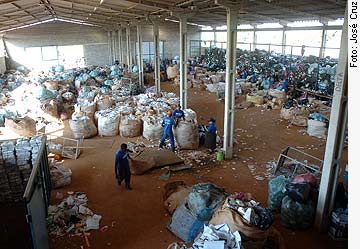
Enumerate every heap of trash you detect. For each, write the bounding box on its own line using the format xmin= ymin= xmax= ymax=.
xmin=165 ymin=182 xmax=282 ymax=249
xmin=187 ymin=47 xmax=337 ymax=97
xmin=0 ymin=64 xmax=141 ymax=136
xmin=47 ymin=192 xmax=102 ymax=237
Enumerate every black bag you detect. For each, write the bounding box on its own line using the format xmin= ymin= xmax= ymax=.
xmin=285 ymin=182 xmax=311 ymax=203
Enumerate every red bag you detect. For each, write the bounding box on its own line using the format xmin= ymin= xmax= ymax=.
xmin=292 ymin=173 xmax=318 ymax=188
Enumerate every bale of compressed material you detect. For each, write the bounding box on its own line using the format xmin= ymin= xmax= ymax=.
xmin=98 ymin=112 xmax=120 ymax=136
xmin=5 ymin=116 xmax=36 ymax=137
xmin=174 ymin=121 xmax=199 ymax=150
xmin=143 ymin=118 xmax=163 ymax=141
xmin=95 ymin=94 xmax=114 ymax=111
xmin=119 ymin=115 xmax=142 ymax=137
xmin=69 ymin=116 xmax=97 ymax=139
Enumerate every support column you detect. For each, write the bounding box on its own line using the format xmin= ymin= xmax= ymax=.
xmin=118 ymin=29 xmax=123 ymax=65
xmin=223 ymin=8 xmax=238 ymax=159
xmin=0 ymin=35 xmax=7 ymax=73
xmin=153 ymin=21 xmax=161 ymax=93
xmin=107 ymin=31 xmax=112 ymax=65
xmin=282 ymin=28 xmax=286 ymax=55
xmin=137 ymin=24 xmax=144 ymax=88
xmin=213 ymin=26 xmax=217 ymax=47
xmin=126 ymin=26 xmax=131 ymax=67
xmin=253 ymin=26 xmax=257 ymax=51
xmin=111 ymin=31 xmax=117 ymax=63
xmin=315 ymin=7 xmax=348 ymax=231
xmin=319 ymin=26 xmax=327 ymax=58
xmin=179 ymin=16 xmax=188 ymax=109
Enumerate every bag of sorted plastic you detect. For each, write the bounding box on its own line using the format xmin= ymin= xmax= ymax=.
xmin=187 ymin=183 xmax=227 ymax=221
xmin=267 ymin=175 xmax=289 ymax=212
xmin=69 ymin=116 xmax=97 ymax=139
xmin=174 ymin=121 xmax=199 ymax=150
xmin=307 ymin=119 xmax=327 ymax=138
xmin=168 ymin=201 xmax=206 ymax=243
xmin=281 ymin=195 xmax=315 ymax=230
xmin=285 ymin=182 xmax=311 ymax=204
xmin=143 ymin=118 xmax=163 ymax=141
xmin=98 ymin=112 xmax=120 ymax=136
xmin=95 ymin=94 xmax=114 ymax=111
xmin=119 ymin=115 xmax=143 ymax=137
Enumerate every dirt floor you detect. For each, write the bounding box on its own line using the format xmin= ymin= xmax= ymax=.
xmin=49 ymin=82 xmax=348 ymax=249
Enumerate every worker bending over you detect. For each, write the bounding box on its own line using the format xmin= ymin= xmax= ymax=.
xmin=172 ymin=104 xmax=185 ymax=125
xmin=159 ymin=111 xmax=176 ymax=152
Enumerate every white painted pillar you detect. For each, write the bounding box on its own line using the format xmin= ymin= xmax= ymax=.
xmin=253 ymin=26 xmax=257 ymax=51
xmin=153 ymin=22 xmax=161 ymax=93
xmin=319 ymin=26 xmax=327 ymax=58
xmin=126 ymin=26 xmax=131 ymax=67
xmin=112 ymin=31 xmax=117 ymax=62
xmin=282 ymin=28 xmax=286 ymax=55
xmin=0 ymin=35 xmax=6 ymax=73
xmin=137 ymin=24 xmax=144 ymax=88
xmin=223 ymin=8 xmax=238 ymax=159
xmin=315 ymin=7 xmax=348 ymax=231
xmin=213 ymin=26 xmax=217 ymax=47
xmin=107 ymin=31 xmax=112 ymax=65
xmin=180 ymin=16 xmax=188 ymax=109
xmin=118 ymin=29 xmax=123 ymax=65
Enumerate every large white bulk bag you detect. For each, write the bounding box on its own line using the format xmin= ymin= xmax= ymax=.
xmin=143 ymin=119 xmax=163 ymax=141
xmin=74 ymin=101 xmax=96 ymax=119
xmin=119 ymin=116 xmax=143 ymax=137
xmin=95 ymin=94 xmax=114 ymax=111
xmin=69 ymin=116 xmax=97 ymax=139
xmin=167 ymin=66 xmax=179 ymax=79
xmin=174 ymin=121 xmax=199 ymax=150
xmin=143 ymin=121 xmax=163 ymax=141
xmin=307 ymin=119 xmax=327 ymax=138
xmin=98 ymin=112 xmax=120 ymax=136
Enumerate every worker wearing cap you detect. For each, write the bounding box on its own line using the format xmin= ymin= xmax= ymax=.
xmin=159 ymin=111 xmax=176 ymax=152
xmin=172 ymin=104 xmax=185 ymax=125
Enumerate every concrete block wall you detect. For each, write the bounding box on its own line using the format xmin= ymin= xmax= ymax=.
xmin=2 ymin=20 xmax=200 ymax=70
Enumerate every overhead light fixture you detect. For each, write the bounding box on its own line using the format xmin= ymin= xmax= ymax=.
xmin=94 ymin=7 xmax=97 ymax=11
xmin=100 ymin=0 xmax=104 ymax=4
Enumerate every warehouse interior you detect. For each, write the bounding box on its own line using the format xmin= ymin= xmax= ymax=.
xmin=0 ymin=0 xmax=349 ymax=249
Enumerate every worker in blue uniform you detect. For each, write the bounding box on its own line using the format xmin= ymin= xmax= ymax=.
xmin=207 ymin=118 xmax=217 ymax=134
xmin=205 ymin=118 xmax=217 ymax=152
xmin=159 ymin=111 xmax=176 ymax=152
xmin=172 ymin=104 xmax=185 ymax=125
xmin=115 ymin=143 xmax=132 ymax=190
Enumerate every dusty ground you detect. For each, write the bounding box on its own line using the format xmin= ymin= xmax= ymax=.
xmin=49 ymin=82 xmax=347 ymax=249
